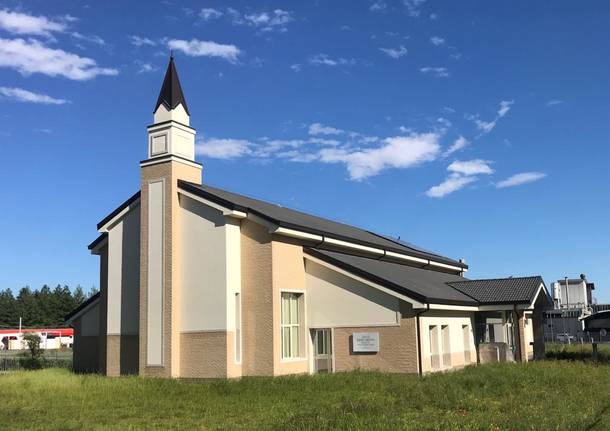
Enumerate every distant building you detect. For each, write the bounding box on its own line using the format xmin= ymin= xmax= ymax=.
xmin=543 ymin=274 xmax=610 ymax=342
xmin=0 ymin=328 xmax=74 ymax=350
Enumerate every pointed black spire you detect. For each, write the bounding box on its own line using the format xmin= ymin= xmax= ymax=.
xmin=154 ymin=56 xmax=190 ymax=115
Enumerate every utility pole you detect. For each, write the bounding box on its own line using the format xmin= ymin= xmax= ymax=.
xmin=565 ymin=277 xmax=571 ymax=345
xmin=19 ymin=317 xmax=22 ymax=334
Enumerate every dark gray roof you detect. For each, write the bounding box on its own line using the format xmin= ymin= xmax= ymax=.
xmin=447 ymin=276 xmax=546 ymax=305
xmin=178 ymin=180 xmax=467 ymax=269
xmin=306 ymin=249 xmax=477 ymax=306
xmin=155 ymin=56 xmax=189 ymax=115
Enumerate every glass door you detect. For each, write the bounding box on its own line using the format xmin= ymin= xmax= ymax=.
xmin=313 ymin=329 xmax=332 ymax=373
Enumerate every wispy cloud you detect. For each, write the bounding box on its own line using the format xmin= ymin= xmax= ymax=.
xmin=0 ymin=9 xmax=66 ymax=37
xmin=430 ymin=36 xmax=445 ymax=46
xmin=379 ymin=45 xmax=407 ymax=59
xmin=71 ymin=32 xmax=105 ymax=46
xmin=196 ymin=138 xmax=253 ymax=159
xmin=309 ymin=53 xmax=356 ymax=67
xmin=448 ymin=159 xmax=494 ymax=175
xmin=195 ymin=127 xmax=441 ymax=181
xmin=319 ymin=133 xmax=441 ymax=180
xmin=496 ymin=172 xmax=546 ymax=188
xmin=199 ymin=8 xmax=223 ymax=21
xmin=404 ymin=0 xmax=427 ymax=17
xmin=0 ymin=86 xmax=68 ymax=104
xmin=426 ymin=159 xmax=494 ymax=198
xmin=167 ymin=39 xmax=241 ymax=63
xmin=129 ymin=35 xmax=156 ymax=47
xmin=0 ymin=38 xmax=118 ymax=80
xmin=443 ymin=136 xmax=468 ymax=157
xmin=370 ymin=2 xmax=387 ymax=11
xmin=136 ymin=62 xmax=158 ymax=74
xmin=290 ymin=63 xmax=302 ymax=72
xmin=470 ymin=100 xmax=514 ymax=134
xmin=546 ymin=99 xmax=564 ymax=107
xmin=227 ymin=8 xmax=294 ymax=32
xmin=309 ymin=123 xmax=344 ymax=136
xmin=426 ymin=174 xmax=477 ymax=198
xmin=420 ymin=66 xmax=449 ymax=78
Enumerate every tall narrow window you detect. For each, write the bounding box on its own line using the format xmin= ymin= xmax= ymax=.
xmin=441 ymin=325 xmax=451 ymax=367
xmin=281 ymin=292 xmax=301 ymax=359
xmin=235 ymin=293 xmax=241 ymax=363
xmin=429 ymin=325 xmax=440 ymax=369
xmin=462 ymin=324 xmax=471 ymax=364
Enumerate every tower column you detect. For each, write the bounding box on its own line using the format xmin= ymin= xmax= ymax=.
xmin=138 ymin=56 xmax=202 ymax=378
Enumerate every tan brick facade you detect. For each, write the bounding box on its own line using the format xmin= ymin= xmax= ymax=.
xmin=333 ymin=318 xmax=419 ymax=373
xmin=139 ymin=159 xmax=202 ymax=378
xmin=180 ymin=331 xmax=228 ymax=378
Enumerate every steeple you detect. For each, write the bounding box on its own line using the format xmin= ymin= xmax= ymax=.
xmin=154 ymin=55 xmax=190 ymax=116
xmin=146 ymin=55 xmax=197 ymax=162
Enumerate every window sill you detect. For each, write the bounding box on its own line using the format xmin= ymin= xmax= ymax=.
xmin=280 ymin=357 xmax=307 ymax=363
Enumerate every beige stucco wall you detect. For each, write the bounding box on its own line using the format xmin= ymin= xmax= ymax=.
xmin=179 ymin=196 xmax=229 ymax=332
xmin=139 ymin=159 xmax=202 ymax=378
xmin=419 ymin=311 xmax=477 ymax=373
xmin=304 ymin=260 xmax=400 ymax=328
xmin=272 ymin=240 xmax=309 ymax=376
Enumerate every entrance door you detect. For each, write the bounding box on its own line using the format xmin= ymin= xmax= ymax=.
xmin=313 ymin=329 xmax=332 ymax=373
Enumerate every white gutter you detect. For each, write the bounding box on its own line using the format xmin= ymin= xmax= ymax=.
xmin=272 ymin=226 xmax=466 ymax=274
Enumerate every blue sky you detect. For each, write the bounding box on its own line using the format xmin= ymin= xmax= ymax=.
xmin=1 ymin=1 xmax=609 ymax=301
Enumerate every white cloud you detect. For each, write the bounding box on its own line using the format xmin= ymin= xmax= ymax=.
xmin=497 ymin=100 xmax=513 ymax=117
xmin=137 ymin=62 xmax=158 ymax=73
xmin=167 ymin=39 xmax=241 ymax=63
xmin=379 ymin=45 xmax=407 ymax=59
xmin=196 ymin=138 xmax=253 ymax=159
xmin=403 ymin=0 xmax=427 ymax=17
xmin=546 ymin=99 xmax=564 ymax=107
xmin=71 ymin=32 xmax=105 ymax=46
xmin=0 ymin=38 xmax=118 ymax=80
xmin=319 ymin=133 xmax=441 ymax=180
xmin=199 ymin=8 xmax=223 ymax=20
xmin=309 ymin=123 xmax=344 ymax=136
xmin=426 ymin=174 xmax=477 ymax=198
xmin=430 ymin=36 xmax=445 ymax=46
xmin=420 ymin=66 xmax=449 ymax=78
xmin=0 ymin=9 xmax=66 ymax=37
xmin=129 ymin=35 xmax=156 ymax=47
xmin=0 ymin=86 xmax=68 ymax=104
xmin=448 ymin=159 xmax=494 ymax=176
xmin=244 ymin=9 xmax=293 ymax=31
xmin=443 ymin=136 xmax=468 ymax=157
xmin=471 ymin=100 xmax=514 ymax=134
xmin=370 ymin=2 xmax=387 ymax=11
xmin=309 ymin=53 xmax=355 ymax=67
xmin=496 ymin=172 xmax=546 ymax=188
xmin=290 ymin=63 xmax=302 ymax=72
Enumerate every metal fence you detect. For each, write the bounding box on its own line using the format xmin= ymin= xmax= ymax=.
xmin=0 ymin=350 xmax=73 ymax=372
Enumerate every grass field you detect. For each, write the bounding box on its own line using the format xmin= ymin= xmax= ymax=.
xmin=1 ymin=360 xmax=609 ymax=430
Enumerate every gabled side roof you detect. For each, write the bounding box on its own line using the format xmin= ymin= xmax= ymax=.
xmin=447 ymin=276 xmax=547 ymax=305
xmin=178 ymin=180 xmax=467 ymax=270
xmin=306 ymin=249 xmax=477 ymax=306
xmin=64 ymin=292 xmax=100 ymax=323
xmin=96 ymin=191 xmax=141 ymax=231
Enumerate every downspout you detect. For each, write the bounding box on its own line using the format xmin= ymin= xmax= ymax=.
xmin=416 ymin=303 xmax=430 ymax=376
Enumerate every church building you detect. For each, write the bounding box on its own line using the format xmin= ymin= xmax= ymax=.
xmin=66 ymin=57 xmax=550 ymax=378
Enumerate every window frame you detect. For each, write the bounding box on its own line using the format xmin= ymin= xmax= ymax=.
xmin=280 ymin=290 xmax=306 ymax=361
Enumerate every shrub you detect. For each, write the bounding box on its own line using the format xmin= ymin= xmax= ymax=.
xmin=19 ymin=333 xmax=47 ymax=370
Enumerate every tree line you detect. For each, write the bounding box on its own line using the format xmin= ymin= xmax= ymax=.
xmin=0 ymin=285 xmax=97 ymax=329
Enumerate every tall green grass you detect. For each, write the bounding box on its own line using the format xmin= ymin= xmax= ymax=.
xmin=1 ymin=362 xmax=609 ymax=430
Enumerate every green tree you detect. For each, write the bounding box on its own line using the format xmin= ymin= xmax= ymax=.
xmin=73 ymin=285 xmax=86 ymax=305
xmin=0 ymin=288 xmax=16 ymax=327
xmin=20 ymin=332 xmax=45 ymax=370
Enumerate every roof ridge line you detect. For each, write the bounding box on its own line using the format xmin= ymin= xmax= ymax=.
xmin=448 ymin=275 xmax=542 ymax=284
